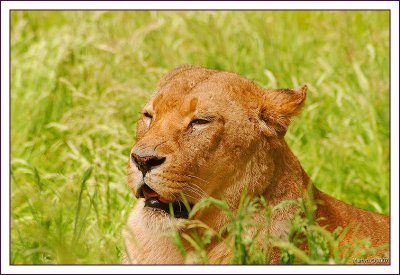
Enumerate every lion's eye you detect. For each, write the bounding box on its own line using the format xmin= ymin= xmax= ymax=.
xmin=190 ymin=119 xmax=210 ymax=127
xmin=142 ymin=111 xmax=153 ymax=127
xmin=143 ymin=112 xmax=153 ymax=119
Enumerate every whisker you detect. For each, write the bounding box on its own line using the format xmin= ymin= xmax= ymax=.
xmin=187 ymin=182 xmax=209 ymax=197
xmin=177 ymin=199 xmax=182 ymax=212
xmin=162 ymin=170 xmax=209 ymax=184
xmin=183 ymin=187 xmax=204 ymax=200
xmin=171 ymin=193 xmax=181 ymax=214
xmin=179 ymin=192 xmax=196 ymax=200
xmin=184 ymin=184 xmax=204 ymax=194
xmin=185 ymin=174 xmax=210 ymax=184
xmin=163 ymin=172 xmax=209 ymax=197
xmin=179 ymin=192 xmax=202 ymax=202
xmin=184 ymin=184 xmax=208 ymax=200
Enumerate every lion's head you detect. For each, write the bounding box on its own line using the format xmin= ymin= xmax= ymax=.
xmin=128 ymin=65 xmax=307 ymax=221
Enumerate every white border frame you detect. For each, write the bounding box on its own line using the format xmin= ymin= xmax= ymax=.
xmin=1 ymin=1 xmax=399 ymax=274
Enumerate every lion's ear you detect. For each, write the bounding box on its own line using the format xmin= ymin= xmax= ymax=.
xmin=259 ymin=85 xmax=307 ymax=137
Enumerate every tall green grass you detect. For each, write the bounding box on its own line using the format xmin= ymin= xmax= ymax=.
xmin=167 ymin=191 xmax=384 ymax=264
xmin=10 ymin=11 xmax=389 ymax=264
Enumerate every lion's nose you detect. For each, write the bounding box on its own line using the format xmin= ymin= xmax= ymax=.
xmin=131 ymin=152 xmax=166 ymax=175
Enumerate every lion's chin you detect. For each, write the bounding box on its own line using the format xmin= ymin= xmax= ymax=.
xmin=142 ymin=205 xmax=173 ymax=219
xmin=140 ymin=201 xmax=186 ymax=231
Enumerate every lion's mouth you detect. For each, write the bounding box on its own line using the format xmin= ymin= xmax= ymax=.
xmin=139 ymin=184 xmax=193 ymax=219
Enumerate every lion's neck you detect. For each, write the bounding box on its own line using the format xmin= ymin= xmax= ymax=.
xmin=195 ymin=141 xmax=311 ymax=260
xmin=225 ymin=140 xmax=309 ymax=207
xmin=263 ymin=141 xmax=310 ymax=205
xmin=201 ymin=140 xmax=310 ymax=231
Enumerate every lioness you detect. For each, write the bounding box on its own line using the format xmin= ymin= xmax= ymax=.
xmin=124 ymin=65 xmax=389 ymax=264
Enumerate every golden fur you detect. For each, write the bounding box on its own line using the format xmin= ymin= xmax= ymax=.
xmin=123 ymin=65 xmax=389 ymax=264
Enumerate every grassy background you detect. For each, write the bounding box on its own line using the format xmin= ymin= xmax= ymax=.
xmin=10 ymin=11 xmax=389 ymax=264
